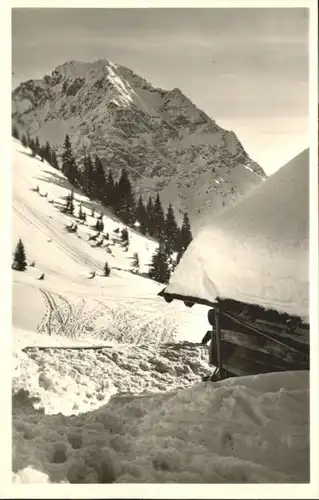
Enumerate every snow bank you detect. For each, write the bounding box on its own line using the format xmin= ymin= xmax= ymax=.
xmin=12 ymin=339 xmax=211 ymax=416
xmin=12 ymin=370 xmax=309 ymax=483
xmin=164 ymin=149 xmax=309 ymax=319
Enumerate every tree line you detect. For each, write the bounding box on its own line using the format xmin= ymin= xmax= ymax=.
xmin=12 ymin=127 xmax=193 ymax=284
xmin=13 ymin=125 xmax=59 ymax=169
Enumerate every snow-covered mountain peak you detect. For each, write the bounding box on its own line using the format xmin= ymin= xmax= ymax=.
xmin=12 ymin=58 xmax=267 ymax=226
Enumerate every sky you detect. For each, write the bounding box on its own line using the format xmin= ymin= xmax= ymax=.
xmin=11 ymin=7 xmax=309 ymax=175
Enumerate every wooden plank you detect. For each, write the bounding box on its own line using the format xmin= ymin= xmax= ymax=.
xmin=221 ymin=325 xmax=309 ymax=363
xmin=209 ymin=337 xmax=308 ymax=377
xmin=22 ymin=345 xmax=113 ymax=352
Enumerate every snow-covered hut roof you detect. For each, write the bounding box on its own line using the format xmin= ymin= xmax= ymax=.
xmin=161 ymin=149 xmax=309 ymax=320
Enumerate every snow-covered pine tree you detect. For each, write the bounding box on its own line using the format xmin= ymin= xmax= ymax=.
xmin=164 ymin=202 xmax=179 ymax=253
xmin=148 ymin=244 xmax=171 ymax=284
xmin=131 ymin=252 xmax=140 ymax=273
xmin=62 ymin=134 xmax=77 ymax=184
xmin=103 ymin=261 xmax=111 ymax=277
xmin=12 ymin=238 xmax=27 ymax=271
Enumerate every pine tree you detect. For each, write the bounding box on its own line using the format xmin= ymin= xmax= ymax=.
xmin=148 ymin=244 xmax=171 ymax=284
xmin=26 ymin=134 xmax=32 ymax=149
xmin=42 ymin=141 xmax=51 ymax=163
xmin=103 ymin=261 xmax=111 ymax=277
xmin=95 ymin=219 xmax=104 ymax=232
xmin=35 ymin=137 xmax=40 ymax=157
xmin=179 ymin=212 xmax=193 ymax=252
xmin=66 ymin=198 xmax=74 ymax=215
xmin=62 ymin=134 xmax=77 ymax=184
xmin=38 ymin=144 xmax=45 ymax=162
xmin=78 ymin=204 xmax=84 ymax=220
xmin=12 ymin=238 xmax=27 ymax=271
xmin=146 ymin=196 xmax=155 ymax=236
xmin=115 ymin=168 xmax=136 ymax=225
xmin=135 ymin=196 xmax=148 ymax=234
xmin=65 ymin=191 xmax=75 ymax=214
xmin=105 ymin=169 xmax=115 ymax=208
xmin=131 ymin=252 xmax=140 ymax=273
xmin=12 ymin=125 xmax=19 ymax=140
xmin=164 ymin=203 xmax=179 ymax=253
xmin=21 ymin=135 xmax=28 ymax=148
xmin=83 ymin=154 xmax=94 ymax=199
xmin=50 ymin=150 xmax=59 ymax=170
xmin=29 ymin=138 xmax=36 ymax=157
xmin=152 ymin=193 xmax=165 ymax=240
xmin=121 ymin=227 xmax=129 ymax=248
xmin=93 ymin=155 xmax=106 ymax=202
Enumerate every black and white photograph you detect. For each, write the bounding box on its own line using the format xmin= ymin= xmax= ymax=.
xmin=8 ymin=0 xmax=318 ymax=493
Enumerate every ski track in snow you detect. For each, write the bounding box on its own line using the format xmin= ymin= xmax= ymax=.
xmin=11 ymin=140 xmax=310 ymax=485
xmin=14 ymin=194 xmax=101 ymax=274
xmin=35 ymin=288 xmax=181 ymax=345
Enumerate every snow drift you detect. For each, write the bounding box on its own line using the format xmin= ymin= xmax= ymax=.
xmin=163 ymin=149 xmax=309 ymax=319
xmin=12 ymin=370 xmax=309 ymax=483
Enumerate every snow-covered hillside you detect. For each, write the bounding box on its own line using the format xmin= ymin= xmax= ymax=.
xmin=12 ymin=138 xmax=209 ymax=348
xmin=12 ymin=58 xmax=266 ymax=228
xmin=11 ymin=138 xmax=310 ymax=485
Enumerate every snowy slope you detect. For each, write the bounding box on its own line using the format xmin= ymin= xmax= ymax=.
xmin=164 ymin=149 xmax=309 ymax=319
xmin=12 ymin=58 xmax=266 ymax=227
xmin=11 ymin=138 xmax=310 ymax=485
xmin=12 ymin=138 xmax=209 ymax=347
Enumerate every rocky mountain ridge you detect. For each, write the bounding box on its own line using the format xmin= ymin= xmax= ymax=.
xmin=12 ymin=58 xmax=267 ymax=229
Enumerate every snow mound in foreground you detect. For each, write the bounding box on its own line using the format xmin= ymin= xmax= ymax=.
xmin=13 ymin=371 xmax=309 ymax=483
xmin=165 ymin=149 xmax=309 ymax=319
